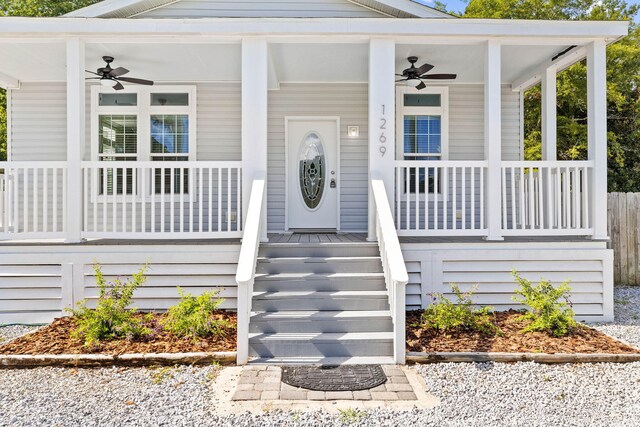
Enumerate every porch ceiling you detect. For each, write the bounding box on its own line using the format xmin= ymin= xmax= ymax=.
xmin=0 ymin=41 xmax=574 ymax=85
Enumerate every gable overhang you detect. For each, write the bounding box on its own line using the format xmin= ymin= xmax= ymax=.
xmin=64 ymin=0 xmax=452 ymax=19
xmin=0 ymin=17 xmax=628 ymax=39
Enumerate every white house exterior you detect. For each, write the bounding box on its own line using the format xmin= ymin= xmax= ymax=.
xmin=0 ymin=0 xmax=628 ymax=364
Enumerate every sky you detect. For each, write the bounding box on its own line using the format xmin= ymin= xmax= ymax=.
xmin=416 ymin=0 xmax=640 ymax=19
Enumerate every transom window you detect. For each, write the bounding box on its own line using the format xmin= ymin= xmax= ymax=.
xmin=396 ymin=87 xmax=449 ymax=194
xmin=92 ymin=86 xmax=196 ymax=195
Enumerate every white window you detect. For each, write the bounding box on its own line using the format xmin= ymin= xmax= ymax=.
xmin=91 ymin=86 xmax=196 ymax=195
xmin=396 ymin=87 xmax=449 ymax=194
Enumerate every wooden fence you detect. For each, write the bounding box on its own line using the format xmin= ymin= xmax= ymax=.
xmin=608 ymin=192 xmax=640 ymax=285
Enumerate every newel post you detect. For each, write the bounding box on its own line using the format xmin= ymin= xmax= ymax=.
xmin=241 ymin=37 xmax=268 ymax=241
xmin=587 ymin=40 xmax=608 ymax=240
xmin=65 ymin=38 xmax=85 ymax=243
xmin=484 ymin=39 xmax=504 ymax=241
xmin=368 ymin=38 xmax=396 ymax=241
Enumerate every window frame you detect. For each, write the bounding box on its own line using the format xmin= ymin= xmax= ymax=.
xmin=395 ymin=86 xmax=449 ymax=161
xmin=395 ymin=86 xmax=449 ymax=197
xmin=90 ymin=85 xmax=197 ymax=199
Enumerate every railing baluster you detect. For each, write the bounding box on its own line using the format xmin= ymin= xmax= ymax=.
xmin=237 ymin=167 xmax=242 ymax=231
xmin=424 ymin=166 xmax=429 ymax=232
xmin=170 ymin=167 xmax=175 ymax=233
xmin=471 ymin=166 xmax=475 ymax=230
xmin=443 ymin=167 xmax=448 ymax=230
xmin=583 ymin=167 xmax=590 ymax=229
xmin=208 ymin=168 xmax=213 ymax=233
xmin=501 ymin=166 xmax=507 ymax=230
xmin=452 ymin=166 xmax=457 ymax=230
xmin=462 ymin=166 xmax=466 ymax=230
xmin=141 ymin=166 xmax=146 ymax=233
xmin=414 ymin=166 xmax=419 ymax=231
xmin=132 ymin=167 xmax=137 ymax=233
xmin=396 ymin=166 xmax=401 ymax=229
xmin=227 ymin=167 xmax=232 ymax=232
xmin=217 ymin=167 xmax=222 ymax=232
xmin=198 ymin=167 xmax=203 ymax=232
xmin=434 ymin=166 xmax=439 ymax=230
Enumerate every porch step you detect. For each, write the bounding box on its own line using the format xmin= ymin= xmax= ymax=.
xmin=251 ymin=291 xmax=390 ymax=311
xmin=249 ymin=310 xmax=393 ymax=333
xmin=256 ymin=256 xmax=383 ymax=274
xmin=259 ymin=243 xmax=379 ymax=258
xmin=248 ymin=237 xmax=394 ymax=361
xmin=253 ymin=272 xmax=386 ymax=292
xmin=248 ymin=332 xmax=394 ymax=358
xmin=249 ymin=356 xmax=397 ymax=365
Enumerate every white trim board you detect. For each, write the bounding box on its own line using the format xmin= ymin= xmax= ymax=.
xmin=64 ymin=0 xmax=451 ymax=19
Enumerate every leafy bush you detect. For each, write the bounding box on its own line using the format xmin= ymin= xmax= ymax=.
xmin=512 ymin=271 xmax=577 ymax=337
xmin=68 ymin=264 xmax=150 ymax=347
xmin=162 ymin=288 xmax=232 ymax=338
xmin=420 ymin=284 xmax=500 ymax=335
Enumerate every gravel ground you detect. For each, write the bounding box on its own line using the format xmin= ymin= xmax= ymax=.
xmin=1 ymin=287 xmax=639 ymax=427
xmin=593 ymin=286 xmax=640 ymax=348
xmin=0 ymin=325 xmax=40 ymax=346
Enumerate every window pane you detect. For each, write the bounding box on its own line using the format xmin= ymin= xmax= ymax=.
xmin=99 ymin=93 xmax=137 ymax=106
xmin=151 ymin=93 xmax=189 ymax=106
xmin=403 ymin=93 xmax=441 ymax=107
xmin=403 ymin=115 xmax=441 ymax=155
xmin=151 ymin=115 xmax=189 ymax=154
xmin=99 ymin=115 xmax=137 ymax=155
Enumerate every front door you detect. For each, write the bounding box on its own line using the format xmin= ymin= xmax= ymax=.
xmin=286 ymin=118 xmax=339 ymax=230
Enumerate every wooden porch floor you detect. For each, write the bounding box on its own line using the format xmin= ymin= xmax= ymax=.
xmin=0 ymin=233 xmax=597 ymax=246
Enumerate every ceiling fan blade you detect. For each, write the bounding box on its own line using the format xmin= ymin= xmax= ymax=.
xmin=396 ymin=78 xmax=409 ymax=82
xmin=109 ymin=67 xmax=130 ymax=77
xmin=85 ymin=77 xmax=101 ymax=80
xmin=415 ymin=63 xmax=434 ymax=75
xmin=415 ymin=81 xmax=426 ymax=90
xmin=117 ymin=76 xmax=154 ymax=86
xmin=113 ymin=82 xmax=125 ymax=91
xmin=423 ymin=73 xmax=457 ymax=80
xmin=85 ymin=70 xmax=101 ymax=76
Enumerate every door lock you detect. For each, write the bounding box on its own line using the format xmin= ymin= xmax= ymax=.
xmin=330 ymin=178 xmax=337 ymax=188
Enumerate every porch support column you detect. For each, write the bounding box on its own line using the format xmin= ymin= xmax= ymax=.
xmin=541 ymin=67 xmax=557 ymax=160
xmin=587 ymin=40 xmax=608 ymax=240
xmin=241 ymin=38 xmax=268 ymax=242
xmin=368 ymin=38 xmax=396 ymax=240
xmin=65 ymin=38 xmax=85 ymax=243
xmin=484 ymin=40 xmax=503 ymax=241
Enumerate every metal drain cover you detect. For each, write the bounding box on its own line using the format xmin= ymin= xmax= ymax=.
xmin=281 ymin=365 xmax=387 ymax=391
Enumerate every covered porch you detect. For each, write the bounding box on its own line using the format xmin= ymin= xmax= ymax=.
xmin=0 ymin=18 xmax=625 ymax=243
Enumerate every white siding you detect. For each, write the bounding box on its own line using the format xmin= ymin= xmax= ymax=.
xmin=267 ymin=83 xmax=369 ymax=232
xmin=138 ymin=0 xmax=384 ymax=18
xmin=402 ymin=242 xmax=613 ymax=321
xmin=10 ymin=82 xmax=521 ymax=233
xmin=0 ymin=243 xmax=241 ymax=323
xmin=10 ymin=83 xmax=67 ymax=161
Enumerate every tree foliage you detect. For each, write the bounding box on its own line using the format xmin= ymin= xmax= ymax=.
xmin=0 ymin=0 xmax=101 ymax=161
xmin=463 ymin=0 xmax=640 ymax=191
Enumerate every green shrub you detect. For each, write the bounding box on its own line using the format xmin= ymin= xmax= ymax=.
xmin=68 ymin=264 xmax=150 ymax=347
xmin=420 ymin=284 xmax=499 ymax=335
xmin=162 ymin=288 xmax=232 ymax=338
xmin=512 ymin=270 xmax=577 ymax=337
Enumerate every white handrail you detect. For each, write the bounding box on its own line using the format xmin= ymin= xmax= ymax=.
xmin=235 ymin=172 xmax=266 ymax=365
xmin=371 ymin=178 xmax=408 ymax=364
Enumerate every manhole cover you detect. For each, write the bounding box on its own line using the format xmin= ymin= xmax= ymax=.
xmin=281 ymin=365 xmax=387 ymax=391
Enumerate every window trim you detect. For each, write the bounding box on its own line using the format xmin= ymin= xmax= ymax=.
xmin=395 ymin=86 xmax=449 ymax=161
xmin=90 ymin=85 xmax=197 ymax=199
xmin=91 ymin=85 xmax=197 ymax=163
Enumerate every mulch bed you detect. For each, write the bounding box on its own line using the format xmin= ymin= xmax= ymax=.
xmin=406 ymin=310 xmax=640 ymax=354
xmin=0 ymin=311 xmax=237 ymax=356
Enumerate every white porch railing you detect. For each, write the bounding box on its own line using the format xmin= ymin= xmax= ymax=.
xmin=501 ymin=161 xmax=593 ymax=235
xmin=235 ymin=173 xmax=266 ymax=365
xmin=395 ymin=160 xmax=488 ymax=236
xmin=372 ymin=178 xmax=409 ymax=364
xmin=0 ymin=162 xmax=67 ymax=238
xmin=81 ymin=161 xmax=242 ymax=239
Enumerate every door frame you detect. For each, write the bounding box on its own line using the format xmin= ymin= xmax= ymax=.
xmin=284 ymin=116 xmax=341 ymax=232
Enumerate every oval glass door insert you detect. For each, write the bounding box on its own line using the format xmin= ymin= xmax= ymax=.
xmin=298 ymin=132 xmax=325 ymax=210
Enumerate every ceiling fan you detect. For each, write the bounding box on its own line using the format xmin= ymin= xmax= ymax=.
xmin=396 ymin=56 xmax=457 ymax=90
xmin=86 ymin=56 xmax=154 ymax=90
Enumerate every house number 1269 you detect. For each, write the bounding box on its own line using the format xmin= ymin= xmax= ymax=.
xmin=379 ymin=104 xmax=387 ymax=157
